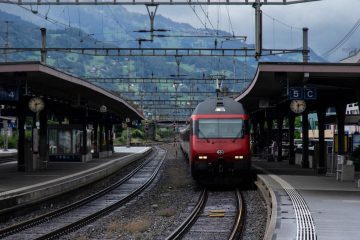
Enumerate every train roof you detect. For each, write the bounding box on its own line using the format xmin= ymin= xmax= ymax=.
xmin=192 ymin=97 xmax=247 ymax=115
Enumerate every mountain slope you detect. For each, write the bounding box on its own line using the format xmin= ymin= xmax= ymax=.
xmin=0 ymin=6 xmax=326 ymax=119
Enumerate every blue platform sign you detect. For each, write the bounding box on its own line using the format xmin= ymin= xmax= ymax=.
xmin=289 ymin=87 xmax=317 ymax=100
xmin=289 ymin=87 xmax=303 ymax=100
xmin=304 ymin=88 xmax=317 ymax=100
xmin=0 ymin=87 xmax=19 ymax=101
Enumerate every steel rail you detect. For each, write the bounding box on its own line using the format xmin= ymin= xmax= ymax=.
xmin=0 ymin=150 xmax=155 ymax=237
xmin=166 ymin=188 xmax=245 ymax=240
xmin=165 ymin=188 xmax=207 ymax=240
xmin=0 ymin=148 xmax=161 ymax=239
xmin=37 ymin=147 xmax=166 ymax=240
xmin=229 ymin=189 xmax=246 ymax=240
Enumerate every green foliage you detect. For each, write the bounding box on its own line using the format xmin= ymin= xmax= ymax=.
xmin=114 ymin=128 xmax=145 ymax=145
xmin=350 ymin=146 xmax=360 ymax=171
xmin=157 ymin=128 xmax=173 ymax=140
xmin=294 ymin=130 xmax=301 ymax=139
xmin=295 ymin=116 xmax=302 ymax=128
xmin=0 ymin=135 xmax=18 ymax=149
xmin=131 ymin=129 xmax=144 ymax=139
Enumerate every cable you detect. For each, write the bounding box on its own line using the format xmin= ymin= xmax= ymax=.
xmin=188 ymin=1 xmax=223 ymax=35
xmin=262 ymin=10 xmax=303 ymax=50
xmin=16 ymin=5 xmax=70 ymax=29
xmin=262 ymin=11 xmax=303 ymax=31
xmin=217 ymin=6 xmax=220 ymax=35
xmin=188 ymin=6 xmax=211 ymax=35
xmin=225 ymin=5 xmax=235 ymax=36
xmin=322 ymin=18 xmax=360 ymax=57
xmin=197 ymin=4 xmax=216 ymax=32
xmin=107 ymin=6 xmax=131 ymax=33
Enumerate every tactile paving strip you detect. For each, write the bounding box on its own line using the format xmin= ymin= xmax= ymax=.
xmin=270 ymin=174 xmax=317 ymax=240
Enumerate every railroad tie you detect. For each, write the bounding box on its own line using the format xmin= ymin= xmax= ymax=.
xmin=208 ymin=209 xmax=225 ymax=217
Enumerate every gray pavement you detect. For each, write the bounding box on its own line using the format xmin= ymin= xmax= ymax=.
xmin=0 ymin=147 xmax=150 ymax=193
xmin=253 ymin=157 xmax=360 ymax=240
xmin=0 ymin=146 xmax=151 ymax=211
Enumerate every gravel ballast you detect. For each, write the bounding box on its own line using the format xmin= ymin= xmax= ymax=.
xmin=65 ymin=143 xmax=267 ymax=240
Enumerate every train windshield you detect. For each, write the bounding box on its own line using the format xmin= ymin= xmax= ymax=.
xmin=196 ymin=119 xmax=244 ymax=139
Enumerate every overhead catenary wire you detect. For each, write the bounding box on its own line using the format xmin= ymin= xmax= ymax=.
xmin=225 ymin=5 xmax=235 ymax=37
xmin=16 ymin=5 xmax=70 ymax=29
xmin=321 ymin=17 xmax=360 ymax=58
xmin=262 ymin=11 xmax=303 ymax=31
xmin=188 ymin=5 xmax=210 ymax=34
xmin=262 ymin=10 xmax=303 ymax=49
xmin=197 ymin=4 xmax=216 ymax=32
xmin=188 ymin=2 xmax=221 ymax=35
xmin=107 ymin=6 xmax=132 ymax=34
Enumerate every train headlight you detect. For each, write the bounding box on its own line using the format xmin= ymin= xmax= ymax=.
xmin=234 ymin=155 xmax=244 ymax=160
xmin=199 ymin=155 xmax=208 ymax=160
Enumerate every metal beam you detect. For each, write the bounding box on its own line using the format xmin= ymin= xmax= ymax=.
xmin=0 ymin=0 xmax=321 ymax=5
xmin=143 ymin=106 xmax=194 ymax=110
xmin=124 ymin=99 xmax=202 ymax=104
xmin=0 ymin=47 xmax=304 ymax=57
xmin=87 ymin=77 xmax=250 ymax=84
xmin=114 ymin=91 xmax=236 ymax=96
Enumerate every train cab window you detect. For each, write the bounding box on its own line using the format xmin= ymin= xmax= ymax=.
xmin=196 ymin=119 xmax=244 ymax=139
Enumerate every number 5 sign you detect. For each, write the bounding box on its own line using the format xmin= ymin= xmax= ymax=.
xmin=289 ymin=88 xmax=303 ymax=100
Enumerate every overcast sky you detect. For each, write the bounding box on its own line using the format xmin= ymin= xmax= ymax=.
xmin=1 ymin=0 xmax=359 ymax=62
xmin=125 ymin=0 xmax=360 ymax=62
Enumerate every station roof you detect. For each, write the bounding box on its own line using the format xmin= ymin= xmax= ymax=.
xmin=235 ymin=62 xmax=360 ymax=113
xmin=0 ymin=61 xmax=143 ymax=121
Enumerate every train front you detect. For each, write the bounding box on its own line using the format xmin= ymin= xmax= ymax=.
xmin=189 ymin=98 xmax=251 ymax=178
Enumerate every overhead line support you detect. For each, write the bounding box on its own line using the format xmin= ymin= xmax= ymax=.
xmin=2 ymin=0 xmax=321 ymax=5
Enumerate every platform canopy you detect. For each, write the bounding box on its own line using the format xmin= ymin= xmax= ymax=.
xmin=0 ymin=61 xmax=143 ymax=122
xmin=235 ymin=62 xmax=360 ymax=113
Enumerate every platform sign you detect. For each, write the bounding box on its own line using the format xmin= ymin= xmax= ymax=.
xmin=289 ymin=87 xmax=303 ymax=100
xmin=304 ymin=88 xmax=317 ymax=100
xmin=0 ymin=87 xmax=19 ymax=101
xmin=289 ymin=87 xmax=317 ymax=100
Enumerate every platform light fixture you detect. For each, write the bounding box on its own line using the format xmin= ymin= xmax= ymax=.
xmin=100 ymin=105 xmax=107 ymax=113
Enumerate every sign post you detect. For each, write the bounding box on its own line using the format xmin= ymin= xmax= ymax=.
xmin=126 ymin=118 xmax=130 ymax=148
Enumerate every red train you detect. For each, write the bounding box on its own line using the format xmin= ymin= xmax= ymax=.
xmin=179 ymin=97 xmax=251 ymax=180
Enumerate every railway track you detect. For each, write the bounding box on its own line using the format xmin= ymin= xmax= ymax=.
xmin=166 ymin=188 xmax=245 ymax=240
xmin=0 ymin=157 xmax=16 ymax=165
xmin=0 ymin=147 xmax=166 ymax=240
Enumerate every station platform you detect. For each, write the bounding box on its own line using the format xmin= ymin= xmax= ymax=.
xmin=0 ymin=146 xmax=151 ymax=213
xmin=254 ymin=156 xmax=360 ymax=240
